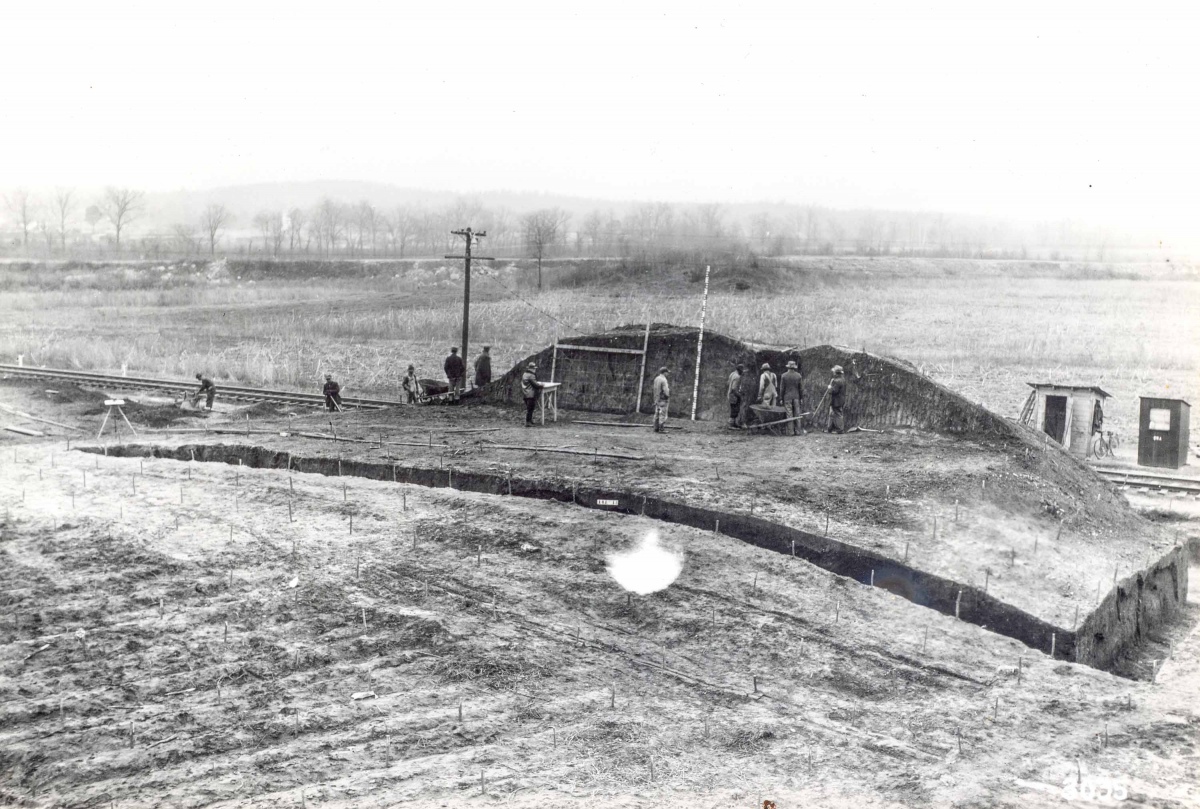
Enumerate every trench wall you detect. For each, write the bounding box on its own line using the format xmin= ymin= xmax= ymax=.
xmin=480 ymin=324 xmax=1021 ymax=437
xmin=83 ymin=442 xmax=1192 ymax=673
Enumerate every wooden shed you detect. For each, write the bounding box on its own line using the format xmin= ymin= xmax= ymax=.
xmin=1138 ymin=397 xmax=1191 ymax=469
xmin=1019 ymin=383 xmax=1111 ymax=457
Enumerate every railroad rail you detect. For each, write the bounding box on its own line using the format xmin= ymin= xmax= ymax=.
xmin=0 ymin=364 xmax=403 ymax=411
xmin=1093 ymin=466 xmax=1200 ymax=496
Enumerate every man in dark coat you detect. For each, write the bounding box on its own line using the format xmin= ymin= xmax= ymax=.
xmin=779 ymin=360 xmax=805 ymax=435
xmin=825 ymin=365 xmax=846 ymax=434
xmin=474 ymin=346 xmax=492 ymax=389
xmin=444 ymin=347 xmax=465 ymax=401
xmin=322 ymin=374 xmax=343 ymax=411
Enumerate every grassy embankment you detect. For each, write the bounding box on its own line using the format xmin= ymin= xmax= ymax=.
xmin=0 ymin=257 xmax=1196 ymax=434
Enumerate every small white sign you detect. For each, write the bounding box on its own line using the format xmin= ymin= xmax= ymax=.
xmin=104 ymin=399 xmax=125 ymax=406
xmin=1148 ymin=408 xmax=1171 ymax=431
xmin=597 ymin=499 xmax=619 ymax=506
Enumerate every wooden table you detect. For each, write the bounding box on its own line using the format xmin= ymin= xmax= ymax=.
xmin=539 ymin=383 xmax=562 ymax=425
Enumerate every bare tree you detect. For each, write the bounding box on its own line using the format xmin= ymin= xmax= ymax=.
xmin=522 ymin=208 xmax=570 ymax=291
xmin=37 ymin=212 xmax=54 ymax=252
xmin=172 ymin=223 xmax=199 ymax=253
xmin=85 ymin=204 xmax=103 ymax=235
xmin=315 ymin=198 xmax=343 ymax=257
xmin=582 ymin=210 xmax=605 ymax=254
xmin=201 ymin=203 xmax=231 ymax=256
xmin=268 ymin=211 xmax=285 ymax=255
xmin=101 ymin=187 xmax=144 ymax=249
xmin=5 ymin=189 xmax=35 ymax=248
xmin=51 ymin=188 xmax=75 ymax=252
xmin=286 ymin=207 xmax=306 ymax=253
xmin=391 ymin=205 xmax=417 ymax=257
xmin=696 ymin=203 xmax=724 ymax=243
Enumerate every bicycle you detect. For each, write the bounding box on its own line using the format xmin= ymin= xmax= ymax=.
xmin=1089 ymin=430 xmax=1118 ymax=459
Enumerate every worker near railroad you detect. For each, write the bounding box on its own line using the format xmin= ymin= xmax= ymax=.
xmin=757 ymin=362 xmax=778 ymax=407
xmin=521 ymin=361 xmax=544 ymax=427
xmin=191 ymin=373 xmax=216 ymax=411
xmin=652 ymin=366 xmax=670 ymax=433
xmin=322 ymin=373 xmax=343 ymax=411
xmin=402 ymin=364 xmax=420 ymax=404
xmin=444 ymin=346 xmax=466 ymax=401
xmin=780 ymin=360 xmax=805 ymax=435
xmin=474 ymin=345 xmax=493 ymax=389
xmin=825 ymin=365 xmax=846 ymax=434
xmin=727 ymin=363 xmax=745 ymax=428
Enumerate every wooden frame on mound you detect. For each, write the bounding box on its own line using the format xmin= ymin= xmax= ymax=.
xmin=550 ymin=323 xmax=651 ymax=414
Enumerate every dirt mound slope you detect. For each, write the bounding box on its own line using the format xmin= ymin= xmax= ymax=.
xmin=482 ymin=323 xmax=1018 ymax=437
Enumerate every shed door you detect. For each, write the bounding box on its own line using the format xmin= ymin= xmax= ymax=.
xmin=1043 ymin=395 xmax=1067 ymax=443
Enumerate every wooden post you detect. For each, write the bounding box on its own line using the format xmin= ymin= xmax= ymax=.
xmin=690 ymin=264 xmax=710 ymax=421
xmin=1050 ymin=632 xmax=1056 ymax=658
xmin=635 ymin=322 xmax=650 ymax=413
xmin=955 ymin=590 xmax=962 ymax=619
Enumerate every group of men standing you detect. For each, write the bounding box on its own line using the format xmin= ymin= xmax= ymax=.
xmin=726 ymin=360 xmax=846 ymax=435
xmin=441 ymin=345 xmax=492 ymax=402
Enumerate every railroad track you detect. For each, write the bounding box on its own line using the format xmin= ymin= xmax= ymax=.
xmin=0 ymin=364 xmax=403 ymax=411
xmin=1093 ymin=466 xmax=1200 ymax=497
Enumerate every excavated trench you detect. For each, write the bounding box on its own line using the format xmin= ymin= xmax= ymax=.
xmin=82 ymin=442 xmax=1190 ymax=674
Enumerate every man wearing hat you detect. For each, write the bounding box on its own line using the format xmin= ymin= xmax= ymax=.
xmin=473 ymin=345 xmax=493 ymax=389
xmin=826 ymin=365 xmax=846 ymax=434
xmin=780 ymin=359 xmax=805 ymax=435
xmin=191 ymin=373 xmax=216 ymax=411
xmin=652 ymin=366 xmax=670 ymax=433
xmin=726 ymin=362 xmax=745 ymax=428
xmin=444 ymin=346 xmax=466 ymax=401
xmin=757 ymin=362 xmax=778 ymax=407
xmin=521 ymin=361 xmax=544 ymax=426
xmin=322 ymin=373 xmax=343 ymax=412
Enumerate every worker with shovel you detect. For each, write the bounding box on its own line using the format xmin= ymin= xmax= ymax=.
xmin=323 ymin=374 xmax=343 ymax=411
xmin=191 ymin=373 xmax=216 ymax=411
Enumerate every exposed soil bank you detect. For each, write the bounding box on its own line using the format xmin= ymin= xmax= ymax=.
xmin=83 ymin=442 xmax=1191 ymax=673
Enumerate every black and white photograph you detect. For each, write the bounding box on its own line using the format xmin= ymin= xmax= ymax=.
xmin=1 ymin=2 xmax=1198 ymax=807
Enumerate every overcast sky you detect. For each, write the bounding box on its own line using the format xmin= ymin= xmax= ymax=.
xmin=4 ymin=1 xmax=1197 ymax=241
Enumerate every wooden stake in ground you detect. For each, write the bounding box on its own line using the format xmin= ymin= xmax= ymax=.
xmin=1050 ymin=632 xmax=1056 ymax=658
xmin=870 ymin=569 xmax=875 ymax=587
xmin=955 ymin=590 xmax=962 ymax=619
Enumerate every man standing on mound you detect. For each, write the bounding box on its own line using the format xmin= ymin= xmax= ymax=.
xmin=652 ymin=366 xmax=670 ymax=433
xmin=521 ymin=362 xmax=544 ymax=427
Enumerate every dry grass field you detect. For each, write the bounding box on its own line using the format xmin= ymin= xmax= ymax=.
xmin=1 ymin=256 xmax=1197 ymax=436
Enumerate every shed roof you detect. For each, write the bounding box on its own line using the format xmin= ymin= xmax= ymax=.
xmin=1138 ymin=395 xmax=1191 ymax=407
xmin=1026 ymin=382 xmax=1112 ymax=399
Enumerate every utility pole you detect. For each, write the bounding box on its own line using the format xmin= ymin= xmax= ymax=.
xmin=446 ymin=228 xmax=494 ymax=376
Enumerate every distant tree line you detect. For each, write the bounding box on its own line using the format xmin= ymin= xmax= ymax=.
xmin=2 ymin=187 xmax=1148 ymax=265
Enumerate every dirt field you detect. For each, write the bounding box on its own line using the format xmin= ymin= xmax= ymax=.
xmin=2 ymin=379 xmax=1198 ymax=807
